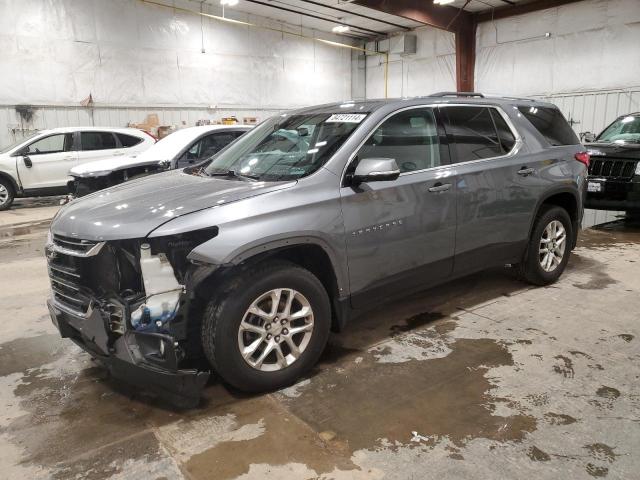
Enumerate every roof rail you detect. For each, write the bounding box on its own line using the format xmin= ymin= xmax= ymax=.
xmin=496 ymin=96 xmax=537 ymax=102
xmin=430 ymin=91 xmax=485 ymax=98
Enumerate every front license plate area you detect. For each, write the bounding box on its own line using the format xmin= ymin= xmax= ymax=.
xmin=587 ymin=181 xmax=602 ymax=193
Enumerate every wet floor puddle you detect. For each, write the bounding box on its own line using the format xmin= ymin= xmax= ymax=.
xmin=278 ymin=334 xmax=536 ymax=453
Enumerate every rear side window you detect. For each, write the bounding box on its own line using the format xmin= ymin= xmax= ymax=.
xmin=443 ymin=107 xmax=504 ymax=162
xmin=517 ymin=106 xmax=579 ymax=146
xmin=81 ymin=132 xmax=117 ymax=151
xmin=116 ymin=133 xmax=143 ymax=147
xmin=358 ymin=108 xmax=441 ymax=173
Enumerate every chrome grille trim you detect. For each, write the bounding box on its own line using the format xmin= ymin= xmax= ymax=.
xmin=51 ymin=234 xmax=105 ymax=257
xmin=589 ymin=158 xmax=637 ymax=180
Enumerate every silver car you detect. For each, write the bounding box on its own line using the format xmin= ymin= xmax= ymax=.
xmin=46 ymin=93 xmax=588 ymax=406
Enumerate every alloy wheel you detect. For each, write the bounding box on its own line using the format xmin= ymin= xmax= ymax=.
xmin=0 ymin=184 xmax=9 ymax=206
xmin=539 ymin=220 xmax=567 ymax=272
xmin=238 ymin=288 xmax=314 ymax=372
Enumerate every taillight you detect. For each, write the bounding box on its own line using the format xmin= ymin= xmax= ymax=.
xmin=574 ymin=151 xmax=590 ymax=168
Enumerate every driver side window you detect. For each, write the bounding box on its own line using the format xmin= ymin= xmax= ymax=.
xmin=358 ymin=108 xmax=441 ymax=173
xmin=24 ymin=134 xmax=72 ymax=155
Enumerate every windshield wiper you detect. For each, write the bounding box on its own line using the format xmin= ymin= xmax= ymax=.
xmin=207 ymin=169 xmax=261 ymax=181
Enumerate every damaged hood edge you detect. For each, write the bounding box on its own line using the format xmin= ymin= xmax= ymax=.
xmin=51 ymin=170 xmax=296 ymax=241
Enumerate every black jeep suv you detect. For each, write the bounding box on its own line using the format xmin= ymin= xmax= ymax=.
xmin=584 ymin=113 xmax=640 ymax=213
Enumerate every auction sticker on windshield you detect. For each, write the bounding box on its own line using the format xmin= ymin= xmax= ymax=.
xmin=326 ymin=114 xmax=367 ymax=123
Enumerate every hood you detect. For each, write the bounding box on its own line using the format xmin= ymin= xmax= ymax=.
xmin=51 ymin=170 xmax=295 ymax=241
xmin=69 ymin=155 xmax=165 ymax=177
xmin=585 ymin=142 xmax=640 ymax=160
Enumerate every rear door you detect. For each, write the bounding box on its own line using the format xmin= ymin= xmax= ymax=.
xmin=340 ymin=106 xmax=457 ymax=307
xmin=441 ymin=105 xmax=542 ymax=273
xmin=76 ymin=131 xmax=121 ymax=167
xmin=16 ymin=133 xmax=77 ymax=190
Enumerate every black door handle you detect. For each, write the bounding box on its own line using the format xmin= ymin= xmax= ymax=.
xmin=428 ymin=182 xmax=452 ymax=193
xmin=518 ymin=167 xmax=535 ymax=176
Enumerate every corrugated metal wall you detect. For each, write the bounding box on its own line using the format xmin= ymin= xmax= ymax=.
xmin=540 ymin=88 xmax=640 ymax=137
xmin=0 ymin=104 xmax=283 ymax=148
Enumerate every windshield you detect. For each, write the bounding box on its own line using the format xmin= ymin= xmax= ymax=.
xmin=137 ymin=128 xmax=208 ymax=160
xmin=0 ymin=132 xmax=40 ymax=154
xmin=203 ymin=113 xmax=367 ymax=181
xmin=596 ymin=115 xmax=640 ymax=144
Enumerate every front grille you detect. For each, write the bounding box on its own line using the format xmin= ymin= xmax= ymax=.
xmin=48 ymin=256 xmax=93 ymax=316
xmin=589 ymin=158 xmax=637 ymax=180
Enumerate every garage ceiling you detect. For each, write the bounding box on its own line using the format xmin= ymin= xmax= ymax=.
xmin=206 ymin=0 xmax=424 ymax=38
xmin=204 ymin=0 xmax=548 ymax=38
xmin=441 ymin=0 xmax=532 ymax=13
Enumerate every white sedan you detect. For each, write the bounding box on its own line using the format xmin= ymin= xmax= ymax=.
xmin=68 ymin=125 xmax=252 ymax=197
xmin=0 ymin=127 xmax=155 ymax=210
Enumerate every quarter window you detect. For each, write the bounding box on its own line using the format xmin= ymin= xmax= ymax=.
xmin=517 ymin=106 xmax=579 ymax=146
xmin=358 ymin=108 xmax=441 ymax=173
xmin=24 ymin=134 xmax=73 ymax=155
xmin=81 ymin=132 xmax=117 ymax=151
xmin=443 ymin=107 xmax=505 ymax=163
xmin=116 ymin=133 xmax=143 ymax=147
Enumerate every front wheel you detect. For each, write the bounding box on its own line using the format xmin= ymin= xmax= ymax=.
xmin=201 ymin=261 xmax=331 ymax=392
xmin=0 ymin=178 xmax=15 ymax=211
xmin=518 ymin=205 xmax=573 ymax=286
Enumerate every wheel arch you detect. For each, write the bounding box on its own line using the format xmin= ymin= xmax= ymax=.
xmin=187 ymin=238 xmax=350 ymax=335
xmin=530 ymin=187 xmax=581 ymax=248
xmin=0 ymin=171 xmax=20 ymax=195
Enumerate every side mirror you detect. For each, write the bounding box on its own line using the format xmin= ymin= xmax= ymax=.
xmin=352 ymin=158 xmax=400 ymax=185
xmin=23 ymin=156 xmax=32 ymax=168
xmin=580 ymin=132 xmax=596 ymax=143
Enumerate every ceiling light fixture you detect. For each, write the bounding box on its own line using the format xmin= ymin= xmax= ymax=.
xmin=220 ymin=0 xmax=239 ymax=6
xmin=433 ymin=0 xmax=455 ymax=5
xmin=332 ymin=25 xmax=350 ymax=33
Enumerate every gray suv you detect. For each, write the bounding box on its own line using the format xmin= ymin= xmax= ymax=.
xmin=46 ymin=93 xmax=588 ymax=405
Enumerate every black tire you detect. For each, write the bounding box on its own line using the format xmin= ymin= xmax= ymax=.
xmin=518 ymin=205 xmax=573 ymax=286
xmin=625 ymin=210 xmax=640 ymax=220
xmin=0 ymin=177 xmax=15 ymax=211
xmin=201 ymin=260 xmax=331 ymax=393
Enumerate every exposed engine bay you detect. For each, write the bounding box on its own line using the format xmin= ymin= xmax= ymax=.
xmin=45 ymin=228 xmax=218 ymax=406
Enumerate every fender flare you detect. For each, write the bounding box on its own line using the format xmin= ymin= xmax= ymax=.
xmin=528 ymin=186 xmax=581 ymax=246
xmin=188 ymin=233 xmax=349 ymax=297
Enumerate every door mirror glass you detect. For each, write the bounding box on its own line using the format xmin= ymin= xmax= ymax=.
xmin=352 ymin=158 xmax=400 ymax=185
xmin=23 ymin=156 xmax=32 ymax=168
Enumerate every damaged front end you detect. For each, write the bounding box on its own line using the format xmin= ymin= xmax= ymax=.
xmin=45 ymin=229 xmax=217 ymax=407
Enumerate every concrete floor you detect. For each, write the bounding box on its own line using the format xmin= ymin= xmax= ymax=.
xmin=1 ymin=203 xmax=639 ymax=479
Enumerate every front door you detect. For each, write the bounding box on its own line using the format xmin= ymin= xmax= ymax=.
xmin=16 ymin=133 xmax=77 ymax=190
xmin=340 ymin=106 xmax=457 ymax=308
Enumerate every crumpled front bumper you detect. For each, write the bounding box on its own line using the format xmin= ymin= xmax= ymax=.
xmin=47 ymin=299 xmax=209 ymax=407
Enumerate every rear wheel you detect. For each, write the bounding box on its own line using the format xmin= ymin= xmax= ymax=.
xmin=0 ymin=178 xmax=15 ymax=211
xmin=518 ymin=205 xmax=572 ymax=286
xmin=201 ymin=261 xmax=331 ymax=392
